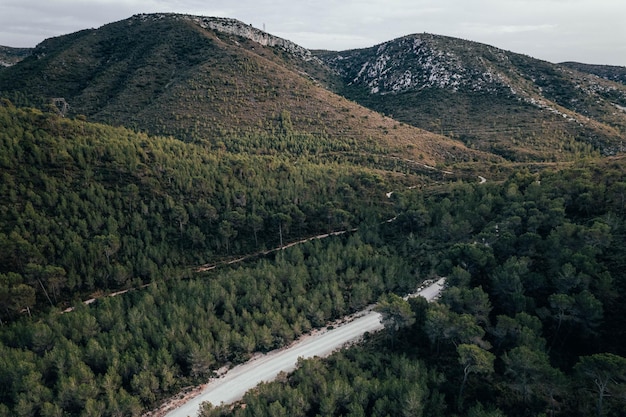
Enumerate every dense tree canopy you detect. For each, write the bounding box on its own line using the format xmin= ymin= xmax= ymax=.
xmin=203 ymin=158 xmax=626 ymax=417
xmin=2 ymin=100 xmax=626 ymax=416
xmin=0 ymin=102 xmax=410 ymax=320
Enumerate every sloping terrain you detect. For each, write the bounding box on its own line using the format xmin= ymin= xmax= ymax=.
xmin=317 ymin=34 xmax=626 ymax=161
xmin=561 ymin=61 xmax=626 ymax=85
xmin=2 ymin=16 xmax=625 ymax=165
xmin=0 ymin=46 xmax=31 ymax=67
xmin=0 ymin=103 xmax=458 ymax=417
xmin=2 ymin=13 xmax=626 ymax=417
xmin=0 ymin=14 xmax=487 ymax=167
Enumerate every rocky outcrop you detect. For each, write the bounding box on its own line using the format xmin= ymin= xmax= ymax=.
xmin=132 ymin=14 xmax=318 ymax=63
xmin=187 ymin=16 xmax=318 ymax=62
xmin=322 ymin=34 xmax=515 ymax=95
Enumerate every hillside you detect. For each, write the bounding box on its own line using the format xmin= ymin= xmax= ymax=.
xmin=561 ymin=61 xmax=626 ymax=85
xmin=2 ymin=13 xmax=626 ymax=417
xmin=0 ymin=101 xmax=463 ymax=416
xmin=4 ymin=101 xmax=625 ymax=415
xmin=316 ymin=34 xmax=626 ymax=162
xmin=0 ymin=46 xmax=31 ymax=67
xmin=0 ymin=14 xmax=487 ymax=168
xmin=0 ymin=100 xmax=432 ymax=317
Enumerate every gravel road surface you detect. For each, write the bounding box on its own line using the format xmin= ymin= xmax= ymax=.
xmin=165 ymin=278 xmax=445 ymax=417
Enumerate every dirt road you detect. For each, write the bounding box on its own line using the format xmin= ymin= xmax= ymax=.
xmin=162 ymin=278 xmax=445 ymax=417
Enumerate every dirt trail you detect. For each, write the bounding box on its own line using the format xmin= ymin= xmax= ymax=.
xmin=196 ymin=229 xmax=356 ymax=272
xmin=64 ymin=166 xmax=482 ymax=313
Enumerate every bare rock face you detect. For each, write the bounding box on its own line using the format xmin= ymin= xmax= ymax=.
xmin=189 ymin=16 xmax=316 ymax=61
xmin=131 ymin=13 xmax=320 ymax=64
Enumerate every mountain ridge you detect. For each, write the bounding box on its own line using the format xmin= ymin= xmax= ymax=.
xmin=0 ymin=45 xmax=31 ymax=67
xmin=0 ymin=13 xmax=490 ymax=167
xmin=316 ymin=33 xmax=626 ymax=160
xmin=560 ymin=61 xmax=626 ymax=85
xmin=0 ymin=13 xmax=624 ymax=163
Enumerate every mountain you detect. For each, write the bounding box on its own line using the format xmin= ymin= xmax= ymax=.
xmin=2 ymin=13 xmax=626 ymax=417
xmin=560 ymin=62 xmax=626 ymax=85
xmin=0 ymin=14 xmax=486 ymax=168
xmin=0 ymin=46 xmax=31 ymax=67
xmin=316 ymin=34 xmax=626 ymax=161
xmin=3 ymin=15 xmax=625 ymax=164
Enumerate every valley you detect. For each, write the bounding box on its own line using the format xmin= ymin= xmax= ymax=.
xmin=1 ymin=12 xmax=626 ymax=417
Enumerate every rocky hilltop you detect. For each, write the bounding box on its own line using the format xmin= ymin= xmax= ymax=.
xmin=131 ymin=13 xmax=320 ymax=63
xmin=324 ymin=34 xmax=516 ymax=95
xmin=317 ymin=34 xmax=626 ymax=160
xmin=184 ymin=15 xmax=319 ymax=63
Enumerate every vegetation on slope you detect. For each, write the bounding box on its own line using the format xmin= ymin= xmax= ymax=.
xmin=0 ymin=100 xmax=435 ymax=321
xmin=0 ymin=232 xmax=422 ymax=416
xmin=0 ymin=14 xmax=486 ymax=166
xmin=203 ymin=159 xmax=626 ymax=417
xmin=1 ymin=94 xmax=468 ymax=415
xmin=2 ymin=96 xmax=625 ymax=416
xmin=317 ymin=34 xmax=626 ymax=161
xmin=0 ymin=46 xmax=31 ymax=67
xmin=560 ymin=62 xmax=626 ymax=86
xmin=1 ymin=13 xmax=626 ymax=417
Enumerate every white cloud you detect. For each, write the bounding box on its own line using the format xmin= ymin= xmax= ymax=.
xmin=463 ymin=24 xmax=557 ymax=35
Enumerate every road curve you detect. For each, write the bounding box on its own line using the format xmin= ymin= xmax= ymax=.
xmin=163 ymin=278 xmax=445 ymax=417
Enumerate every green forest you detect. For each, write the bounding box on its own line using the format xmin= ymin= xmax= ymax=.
xmin=1 ymin=97 xmax=626 ymax=417
xmin=0 ymin=101 xmax=413 ymax=317
xmin=201 ymin=160 xmax=626 ymax=417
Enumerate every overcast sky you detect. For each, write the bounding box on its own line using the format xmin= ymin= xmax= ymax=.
xmin=1 ymin=0 xmax=624 ymax=66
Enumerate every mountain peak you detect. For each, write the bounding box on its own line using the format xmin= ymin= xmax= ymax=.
xmin=128 ymin=13 xmax=317 ymax=62
xmin=324 ymin=33 xmax=516 ymax=95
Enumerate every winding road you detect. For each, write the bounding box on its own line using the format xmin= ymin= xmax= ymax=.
xmin=161 ymin=278 xmax=446 ymax=417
